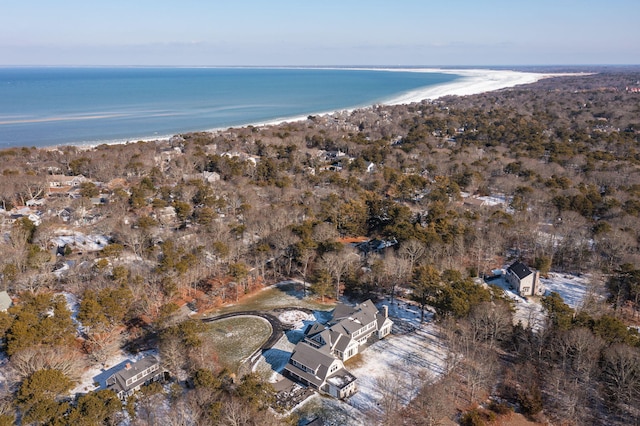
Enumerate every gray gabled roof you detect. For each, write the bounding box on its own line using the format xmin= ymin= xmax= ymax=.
xmin=289 ymin=341 xmax=334 ymax=373
xmin=330 ymin=320 xmax=361 ymax=337
xmin=307 ymin=328 xmax=354 ymax=354
xmin=330 ymin=303 xmax=357 ymax=322
xmin=332 ymin=332 xmax=352 ymax=353
xmin=106 ymin=356 xmax=159 ymax=394
xmin=377 ymin=315 xmax=393 ymax=330
xmin=304 ymin=322 xmax=326 ymax=337
xmin=508 ymin=261 xmax=533 ymax=280
xmin=330 ymin=300 xmax=378 ymax=327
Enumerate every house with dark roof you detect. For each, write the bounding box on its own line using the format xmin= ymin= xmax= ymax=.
xmin=283 ymin=300 xmax=392 ymax=398
xmin=354 ymin=238 xmax=398 ymax=256
xmin=506 ymin=261 xmax=543 ymax=297
xmin=106 ymin=356 xmax=163 ymax=400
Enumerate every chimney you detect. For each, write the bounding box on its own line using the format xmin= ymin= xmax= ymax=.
xmin=125 ymin=363 xmax=131 ymax=370
xmin=382 ymin=305 xmax=388 ymax=318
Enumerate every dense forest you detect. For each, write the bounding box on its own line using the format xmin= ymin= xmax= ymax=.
xmin=0 ymin=68 xmax=640 ymax=425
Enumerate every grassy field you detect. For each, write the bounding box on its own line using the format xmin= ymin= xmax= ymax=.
xmin=211 ymin=281 xmax=334 ymax=315
xmin=205 ymin=316 xmax=272 ymax=372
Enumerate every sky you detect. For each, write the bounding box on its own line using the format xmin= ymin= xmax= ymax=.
xmin=1 ymin=0 xmax=639 ymax=66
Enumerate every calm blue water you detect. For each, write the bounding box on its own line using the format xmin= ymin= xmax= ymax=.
xmin=0 ymin=67 xmax=460 ymax=148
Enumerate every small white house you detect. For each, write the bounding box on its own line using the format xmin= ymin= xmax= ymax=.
xmin=0 ymin=291 xmax=12 ymax=312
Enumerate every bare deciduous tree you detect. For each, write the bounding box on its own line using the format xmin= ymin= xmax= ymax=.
xmin=468 ymin=301 xmax=513 ymax=349
xmin=383 ymin=252 xmax=410 ymax=303
xmin=321 ymin=249 xmax=358 ymax=300
xmin=399 ymin=238 xmax=426 ymax=272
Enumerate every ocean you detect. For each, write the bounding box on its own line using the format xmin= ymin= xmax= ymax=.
xmin=0 ymin=67 xmax=460 ymax=148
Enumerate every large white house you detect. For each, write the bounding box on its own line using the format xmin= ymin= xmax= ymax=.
xmin=283 ymin=299 xmax=393 ymax=398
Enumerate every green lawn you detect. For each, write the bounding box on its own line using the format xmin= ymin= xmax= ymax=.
xmin=211 ymin=281 xmax=334 ymax=315
xmin=206 ymin=316 xmax=272 ymax=371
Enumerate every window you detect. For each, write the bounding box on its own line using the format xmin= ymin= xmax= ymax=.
xmin=522 ymin=287 xmax=530 ymax=293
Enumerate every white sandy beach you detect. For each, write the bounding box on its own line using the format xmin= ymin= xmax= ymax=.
xmin=380 ymin=68 xmax=568 ymax=105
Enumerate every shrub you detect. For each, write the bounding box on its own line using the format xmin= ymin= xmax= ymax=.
xmin=460 ymin=409 xmax=485 ymax=426
xmin=489 ymin=401 xmax=513 ymax=415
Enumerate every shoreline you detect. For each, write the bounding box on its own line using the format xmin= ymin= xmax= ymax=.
xmin=219 ymin=68 xmax=578 ymax=132
xmin=32 ymin=68 xmax=579 ymax=151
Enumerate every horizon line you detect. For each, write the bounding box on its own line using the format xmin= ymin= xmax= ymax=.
xmin=1 ymin=64 xmax=638 ymax=69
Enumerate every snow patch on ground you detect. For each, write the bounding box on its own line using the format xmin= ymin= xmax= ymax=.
xmin=298 ymin=393 xmax=369 ymax=426
xmin=60 ymin=291 xmax=94 ymax=338
xmin=541 ymin=273 xmax=593 ymax=309
xmin=0 ymin=352 xmax=8 ymax=392
xmin=278 ymin=310 xmax=313 ymax=329
xmin=477 ymin=194 xmax=507 ymax=206
xmin=254 ymin=333 xmax=296 ymax=382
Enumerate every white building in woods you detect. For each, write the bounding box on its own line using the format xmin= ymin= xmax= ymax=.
xmin=0 ymin=291 xmax=12 ymax=312
xmin=106 ymin=356 xmax=164 ymax=400
xmin=506 ymin=260 xmax=543 ymax=297
xmin=283 ymin=300 xmax=393 ymax=398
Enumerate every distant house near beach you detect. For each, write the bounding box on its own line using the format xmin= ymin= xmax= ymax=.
xmin=506 ymin=260 xmax=543 ymax=297
xmin=106 ymin=356 xmax=163 ymax=400
xmin=182 ymin=171 xmax=220 ymax=184
xmin=0 ymin=291 xmax=12 ymax=312
xmin=48 ymin=175 xmax=87 ymax=188
xmin=354 ymin=238 xmax=398 ymax=256
xmin=283 ymin=299 xmax=392 ymax=398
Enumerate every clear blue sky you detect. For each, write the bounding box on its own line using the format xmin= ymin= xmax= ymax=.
xmin=1 ymin=0 xmax=638 ymax=66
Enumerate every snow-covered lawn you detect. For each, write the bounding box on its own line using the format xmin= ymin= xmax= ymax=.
xmin=346 ymin=298 xmax=447 ymax=418
xmin=490 ymin=271 xmax=597 ymax=331
xmin=541 ymin=273 xmax=593 ymax=309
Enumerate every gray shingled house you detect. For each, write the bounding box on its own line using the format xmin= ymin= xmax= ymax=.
xmin=106 ymin=356 xmax=163 ymax=400
xmin=283 ymin=299 xmax=392 ymax=398
xmin=284 ymin=341 xmax=357 ymax=398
